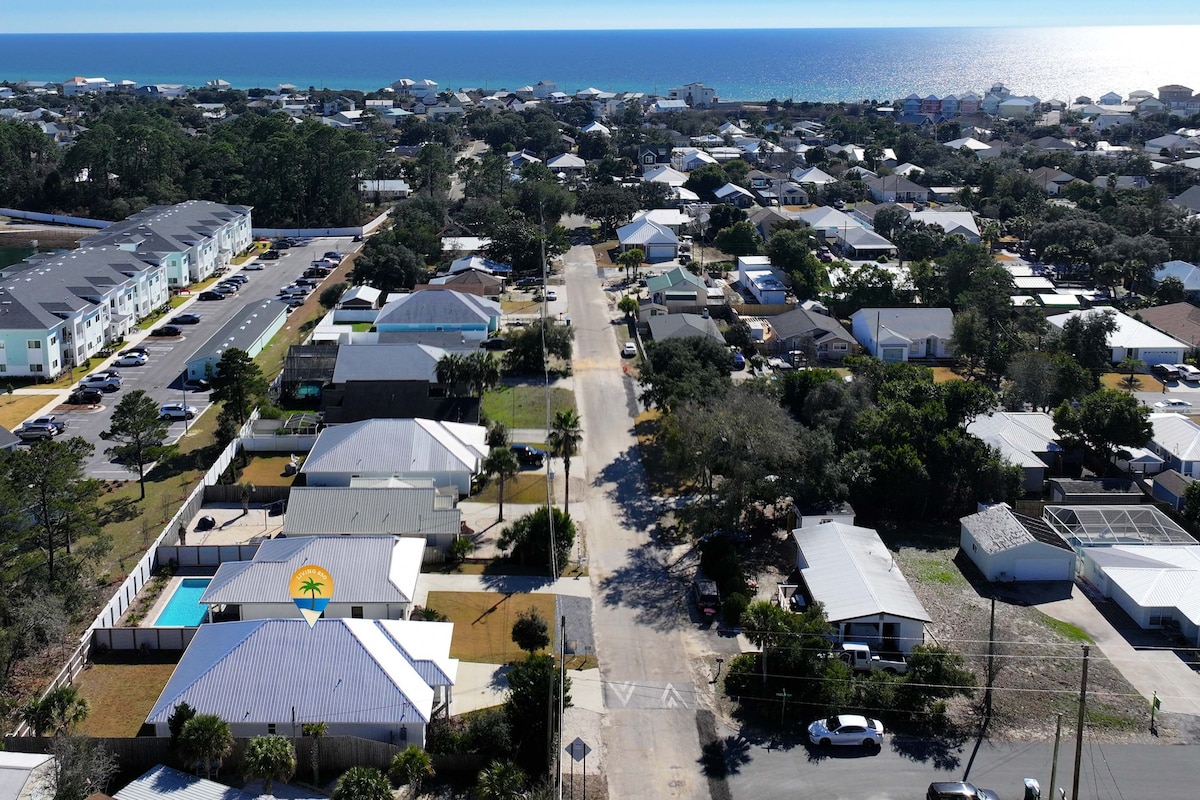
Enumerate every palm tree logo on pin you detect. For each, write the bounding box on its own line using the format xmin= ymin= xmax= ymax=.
xmin=290 ymin=565 xmax=334 ymax=627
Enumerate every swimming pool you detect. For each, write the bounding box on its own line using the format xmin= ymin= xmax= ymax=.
xmin=153 ymin=578 xmax=211 ymax=627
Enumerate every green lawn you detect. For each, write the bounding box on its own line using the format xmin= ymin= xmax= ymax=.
xmin=75 ymin=661 xmax=179 ymax=737
xmin=424 ymin=591 xmax=557 ymax=663
xmin=482 ymin=385 xmax=576 ymax=429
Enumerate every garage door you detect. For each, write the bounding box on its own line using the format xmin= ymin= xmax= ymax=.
xmin=1014 ymin=558 xmax=1073 ymax=581
xmin=1138 ymin=350 xmax=1183 ymax=367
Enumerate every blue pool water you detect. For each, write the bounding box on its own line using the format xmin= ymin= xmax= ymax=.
xmin=154 ymin=579 xmax=211 ymax=627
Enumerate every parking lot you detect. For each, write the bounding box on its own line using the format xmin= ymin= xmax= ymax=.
xmin=18 ymin=236 xmax=356 ymax=479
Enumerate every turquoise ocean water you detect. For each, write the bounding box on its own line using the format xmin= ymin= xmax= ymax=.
xmin=0 ymin=27 xmax=1197 ymax=102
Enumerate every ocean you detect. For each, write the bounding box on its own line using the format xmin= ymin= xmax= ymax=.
xmin=0 ymin=26 xmax=1197 ymax=103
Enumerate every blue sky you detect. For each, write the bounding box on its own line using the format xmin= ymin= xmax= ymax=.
xmin=6 ymin=1 xmax=1200 ymax=33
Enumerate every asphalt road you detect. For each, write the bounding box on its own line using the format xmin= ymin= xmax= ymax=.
xmin=31 ymin=236 xmax=356 ymax=479
xmin=566 ymin=242 xmax=711 ymax=800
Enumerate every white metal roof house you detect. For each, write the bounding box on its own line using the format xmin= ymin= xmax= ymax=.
xmin=301 ymin=418 xmax=487 ymax=496
xmin=283 ymin=483 xmax=463 ymax=551
xmin=1147 ymin=413 xmax=1200 ymax=478
xmin=0 ymin=752 xmax=55 ymax=800
xmin=850 ymin=308 xmax=954 ymax=361
xmin=617 ymin=218 xmax=680 ymax=262
xmin=374 ymin=289 xmax=502 ymax=340
xmin=145 ymin=618 xmax=457 ymax=746
xmin=202 ymin=536 xmax=424 ymax=621
xmin=1076 ymin=545 xmax=1200 ymax=647
xmin=1153 ymin=260 xmax=1200 ymax=297
xmin=960 ymin=503 xmax=1077 ymax=582
xmin=790 ymin=521 xmax=930 ymax=653
xmin=1046 ymin=307 xmax=1189 ymax=366
xmin=967 ymin=411 xmax=1062 ymax=492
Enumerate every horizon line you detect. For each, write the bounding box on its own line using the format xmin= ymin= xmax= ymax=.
xmin=0 ymin=22 xmax=1195 ymax=35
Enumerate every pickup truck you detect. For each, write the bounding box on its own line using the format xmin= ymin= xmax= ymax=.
xmin=838 ymin=642 xmax=908 ymax=675
xmin=29 ymin=415 xmax=68 ymax=434
xmin=15 ymin=422 xmax=59 ymax=441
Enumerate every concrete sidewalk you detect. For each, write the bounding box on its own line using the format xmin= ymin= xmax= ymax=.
xmin=1036 ymin=584 xmax=1200 ymax=715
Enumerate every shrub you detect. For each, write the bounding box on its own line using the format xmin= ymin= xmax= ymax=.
xmin=722 ymin=592 xmax=749 ymax=627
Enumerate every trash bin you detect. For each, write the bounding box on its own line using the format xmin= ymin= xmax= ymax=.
xmin=1023 ymin=777 xmax=1041 ymax=800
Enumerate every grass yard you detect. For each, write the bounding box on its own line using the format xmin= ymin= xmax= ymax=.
xmin=238 ymin=454 xmax=301 ymax=487
xmin=1035 ymin=611 xmax=1093 ymax=643
xmin=350 ymin=322 xmax=374 ymax=332
xmin=74 ymin=661 xmax=179 ymax=737
xmin=473 ymin=472 xmax=551 ymax=505
xmin=481 ymin=385 xmax=576 ymax=429
xmin=0 ymin=393 xmax=56 ymax=428
xmin=425 ymin=591 xmax=557 ymax=663
xmin=930 ymin=366 xmax=964 ymax=383
xmin=502 ymin=299 xmax=543 ymax=314
xmin=1100 ymin=372 xmax=1163 ymax=392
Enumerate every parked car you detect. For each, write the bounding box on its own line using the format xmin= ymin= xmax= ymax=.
xmin=303 ymin=268 xmax=331 ymax=279
xmin=15 ymin=422 xmax=58 ymax=441
xmin=66 ymin=388 xmax=103 ymax=405
xmin=260 ymin=250 xmax=281 ymax=261
xmin=114 ymin=352 xmax=149 ymax=367
xmin=837 ymin=642 xmax=908 ymax=674
xmin=295 ymin=277 xmax=320 ymax=287
xmin=120 ymin=346 xmax=150 ymax=356
xmin=534 ymin=290 xmax=558 ymax=302
xmin=731 ymin=352 xmax=746 ymax=370
xmin=244 ymin=262 xmax=266 ymax=270
xmin=479 ymin=337 xmax=509 ymax=351
xmin=197 ymin=291 xmax=225 ymax=301
xmin=273 ymin=240 xmax=291 ymax=249
xmin=1152 ymin=363 xmax=1180 ymax=381
xmin=927 ymin=782 xmax=1000 ymax=800
xmin=511 ymin=444 xmax=547 ymax=467
xmin=323 ymin=251 xmax=342 ymax=261
xmin=183 ymin=378 xmax=211 ymax=392
xmin=80 ymin=374 xmax=121 ymax=392
xmin=159 ymin=403 xmax=197 ymax=421
xmin=213 ymin=283 xmax=239 ymax=293
xmin=1154 ymin=398 xmax=1193 ymax=410
xmin=1175 ymin=364 xmax=1200 ymax=382
xmin=29 ymin=415 xmax=69 ymax=434
xmin=151 ymin=325 xmax=182 ymax=337
xmin=285 ymin=297 xmax=307 ymax=308
xmin=170 ymin=313 xmax=201 ymax=325
xmin=807 ymin=714 xmax=885 ymax=748
xmin=226 ymin=275 xmax=249 ymax=284
xmin=691 ymin=578 xmax=720 ymax=617
xmin=621 ymin=342 xmax=637 ymax=358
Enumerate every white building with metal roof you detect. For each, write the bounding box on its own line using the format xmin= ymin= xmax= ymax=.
xmin=1076 ymin=545 xmax=1200 ymax=646
xmin=301 ymin=418 xmax=486 ymax=496
xmin=1046 ymin=307 xmax=1188 ymax=367
xmin=202 ymin=536 xmax=424 ymax=621
xmin=790 ymin=521 xmax=930 ymax=653
xmin=146 ymin=618 xmax=457 ymax=746
xmin=1147 ymin=412 xmax=1200 ymax=478
xmin=283 ymin=483 xmax=463 ymax=551
xmin=616 ymin=218 xmax=679 ymax=262
xmin=967 ymin=411 xmax=1062 ymax=492
xmin=0 ymin=752 xmax=54 ymax=800
xmin=185 ymin=300 xmax=288 ymax=381
xmin=115 ymin=765 xmax=261 ymax=800
xmin=850 ymin=308 xmax=954 ymax=361
xmin=960 ymin=503 xmax=1077 ymax=582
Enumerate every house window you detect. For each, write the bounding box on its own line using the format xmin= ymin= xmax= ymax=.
xmin=351 ymin=606 xmax=364 ymax=619
xmin=0 ymin=340 xmax=4 ymax=348
xmin=833 ymin=342 xmax=848 ymax=351
xmin=267 ymin=724 xmax=277 ymax=735
xmin=30 ymin=364 xmax=43 ymax=373
xmin=27 ymin=340 xmax=41 ymax=349
xmin=0 ymin=366 xmax=6 ymax=373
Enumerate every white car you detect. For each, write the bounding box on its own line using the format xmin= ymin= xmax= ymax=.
xmin=1154 ymin=398 xmax=1193 ymax=410
xmin=621 ymin=342 xmax=637 ymax=358
xmin=243 ymin=262 xmax=264 ymax=271
xmin=807 ymin=714 xmax=885 ymax=747
xmin=1175 ymin=364 xmax=1200 ymax=382
xmin=114 ymin=353 xmax=148 ymax=367
xmin=80 ymin=374 xmax=121 ymax=392
xmin=159 ymin=403 xmax=197 ymax=421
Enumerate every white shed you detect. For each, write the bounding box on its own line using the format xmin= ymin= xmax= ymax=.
xmin=959 ymin=503 xmax=1077 ymax=582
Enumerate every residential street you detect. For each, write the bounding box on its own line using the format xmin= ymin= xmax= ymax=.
xmin=566 ymin=242 xmax=711 ymax=800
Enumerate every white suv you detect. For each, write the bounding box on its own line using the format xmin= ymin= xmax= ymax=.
xmin=1175 ymin=364 xmax=1200 ymax=382
xmin=159 ymin=403 xmax=197 ymax=421
xmin=80 ymin=373 xmax=121 ymax=392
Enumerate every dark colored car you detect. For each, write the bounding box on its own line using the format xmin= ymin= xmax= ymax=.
xmin=273 ymin=240 xmax=291 ymax=249
xmin=691 ymin=579 xmax=721 ymax=616
xmin=511 ymin=444 xmax=547 ymax=467
xmin=170 ymin=313 xmax=201 ymax=325
xmin=120 ymin=346 xmax=150 ymax=356
xmin=151 ymin=325 xmax=182 ymax=336
xmin=731 ymin=352 xmax=746 ymax=370
xmin=261 ymin=249 xmax=281 ymax=260
xmin=1152 ymin=363 xmax=1181 ymax=381
xmin=67 ymin=387 xmax=103 ymax=405
xmin=480 ymin=337 xmax=508 ymax=351
xmin=183 ymin=378 xmax=212 ymax=392
xmin=197 ymin=291 xmax=225 ymax=301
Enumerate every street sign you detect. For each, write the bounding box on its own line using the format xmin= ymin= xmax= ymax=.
xmin=566 ymin=736 xmax=591 ymax=762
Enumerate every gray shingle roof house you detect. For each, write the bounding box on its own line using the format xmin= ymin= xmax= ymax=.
xmin=301 ymin=418 xmax=487 ymax=496
xmin=766 ymin=307 xmax=857 ymax=360
xmin=646 ymin=313 xmax=726 ymax=344
xmin=849 ymin=308 xmax=954 ymax=361
xmin=145 ymin=618 xmax=457 ymax=747
xmin=959 ymin=503 xmax=1076 ymax=582
xmin=283 ymin=483 xmax=463 ymax=551
xmin=202 ymin=535 xmax=424 ymax=620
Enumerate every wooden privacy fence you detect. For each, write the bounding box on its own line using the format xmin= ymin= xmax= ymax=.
xmin=203 ymin=483 xmax=292 ymax=504
xmin=92 ymin=627 xmax=199 ymax=652
xmin=4 ymin=735 xmax=405 ymax=777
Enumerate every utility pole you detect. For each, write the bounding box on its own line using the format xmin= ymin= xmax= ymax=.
xmin=558 ymin=614 xmax=566 ymax=800
xmin=1049 ymin=713 xmax=1062 ymax=799
xmin=985 ymin=597 xmax=996 ymax=719
xmin=1071 ymin=645 xmax=1091 ymax=800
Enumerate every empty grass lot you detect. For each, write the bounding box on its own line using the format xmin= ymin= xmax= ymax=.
xmin=482 ymin=385 xmax=575 ymax=429
xmin=0 ymin=393 xmax=56 ymax=429
xmin=74 ymin=661 xmax=179 ymax=737
xmin=473 ymin=472 xmax=551 ymax=505
xmin=1101 ymin=372 xmax=1163 ymax=392
xmin=424 ymin=591 xmax=557 ymax=663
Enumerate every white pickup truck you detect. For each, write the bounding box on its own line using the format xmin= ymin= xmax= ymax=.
xmin=838 ymin=642 xmax=908 ymax=675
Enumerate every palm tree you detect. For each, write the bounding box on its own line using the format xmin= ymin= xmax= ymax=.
xmin=476 ymin=759 xmax=528 ymax=800
xmin=388 ymin=745 xmax=435 ymax=795
xmin=179 ymin=714 xmax=233 ymax=779
xmin=299 ymin=577 xmax=324 ymax=610
xmin=617 ymin=247 xmax=645 ymax=282
xmin=465 ymin=351 xmax=502 ymax=396
xmin=242 ymin=735 xmax=296 ymax=794
xmin=739 ymin=601 xmax=795 ymax=684
xmin=483 ymin=446 xmax=521 ymax=522
xmin=301 ymin=721 xmax=327 ymax=785
xmin=21 ymin=685 xmax=90 ymax=737
xmin=436 ymin=353 xmax=467 ymax=396
xmin=547 ymin=408 xmax=583 ymax=512
xmin=1119 ymin=356 xmax=1145 ymax=392
xmin=331 ymin=766 xmax=392 ymax=800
